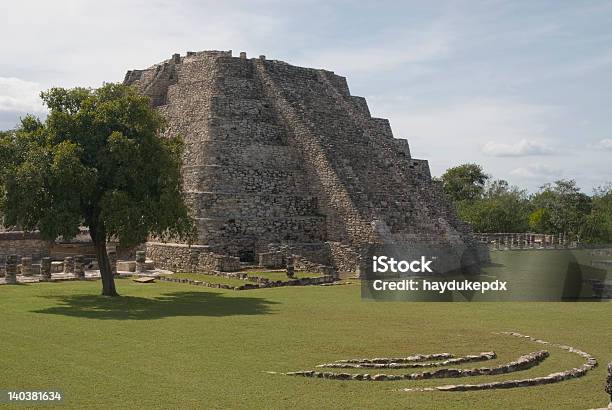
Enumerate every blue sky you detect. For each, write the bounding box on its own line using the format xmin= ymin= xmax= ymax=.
xmin=0 ymin=0 xmax=610 ymax=192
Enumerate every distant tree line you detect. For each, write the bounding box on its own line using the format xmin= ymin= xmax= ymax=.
xmin=436 ymin=163 xmax=612 ymax=244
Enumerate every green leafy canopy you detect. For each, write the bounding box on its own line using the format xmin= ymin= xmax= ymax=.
xmin=437 ymin=163 xmax=489 ymax=202
xmin=438 ymin=162 xmax=610 ymax=244
xmin=456 ymin=179 xmax=531 ymax=233
xmin=0 ymin=83 xmax=195 ymax=247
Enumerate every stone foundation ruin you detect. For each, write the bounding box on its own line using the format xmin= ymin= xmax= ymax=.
xmin=270 ymin=331 xmax=598 ymax=393
xmin=123 ymin=50 xmax=484 ymax=277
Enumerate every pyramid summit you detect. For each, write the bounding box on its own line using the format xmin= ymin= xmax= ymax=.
xmin=124 ymin=50 xmax=483 ymax=276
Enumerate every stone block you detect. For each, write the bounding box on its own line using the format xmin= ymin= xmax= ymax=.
xmin=74 ymin=255 xmax=85 ymax=278
xmin=258 ymin=252 xmax=284 ymax=268
xmin=63 ymin=257 xmax=74 ymax=274
xmin=20 ymin=256 xmax=33 ymax=276
xmin=40 ymin=257 xmax=52 ymax=279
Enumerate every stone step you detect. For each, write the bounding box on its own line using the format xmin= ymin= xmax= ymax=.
xmin=209 ymin=96 xmax=275 ymax=121
xmin=181 ymin=142 xmax=300 ymax=168
xmin=193 ymin=216 xmax=327 ymax=244
xmin=181 ymin=165 xmax=311 ymax=194
xmin=184 ymin=191 xmax=321 ymax=218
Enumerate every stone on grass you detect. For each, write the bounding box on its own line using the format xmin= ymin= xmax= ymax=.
xmin=133 ymin=276 xmax=156 ymax=283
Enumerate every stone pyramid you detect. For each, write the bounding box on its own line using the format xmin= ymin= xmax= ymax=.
xmin=124 ymin=50 xmax=482 ymax=276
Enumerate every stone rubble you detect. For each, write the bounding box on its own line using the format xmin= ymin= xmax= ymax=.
xmin=400 ymin=331 xmax=598 ymax=392
xmin=62 ymin=256 xmax=74 ymax=274
xmin=334 ymin=353 xmax=454 ymax=364
xmin=135 ymin=250 xmax=147 ymax=273
xmin=287 ymin=350 xmax=547 ymax=381
xmin=74 ymin=255 xmax=85 ymax=279
xmin=277 ymin=331 xmax=598 ymax=394
xmin=157 ymin=274 xmax=334 ymax=290
xmin=40 ymin=257 xmax=52 ymax=280
xmin=5 ymin=254 xmax=17 ymax=284
xmin=20 ymin=256 xmax=34 ymax=276
xmin=318 ymin=352 xmax=496 ymax=369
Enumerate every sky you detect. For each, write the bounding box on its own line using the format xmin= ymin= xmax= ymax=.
xmin=0 ymin=0 xmax=610 ymax=193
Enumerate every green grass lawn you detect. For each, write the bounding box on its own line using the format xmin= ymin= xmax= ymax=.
xmin=0 ymin=255 xmax=611 ymax=409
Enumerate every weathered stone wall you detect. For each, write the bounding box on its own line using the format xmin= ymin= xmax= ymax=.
xmin=258 ymin=251 xmax=285 ymax=268
xmin=0 ymin=229 xmax=111 ymax=264
xmin=125 ymin=51 xmax=483 ymax=275
xmin=327 ymin=242 xmax=360 ymax=276
xmin=474 ymin=232 xmax=572 ymax=249
xmin=145 ymin=242 xmax=240 ymax=272
xmin=0 ymin=232 xmax=50 ymax=261
xmin=127 ymin=52 xmax=328 ymax=260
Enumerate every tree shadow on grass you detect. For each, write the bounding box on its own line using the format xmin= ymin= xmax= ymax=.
xmin=32 ymin=291 xmax=278 ymax=320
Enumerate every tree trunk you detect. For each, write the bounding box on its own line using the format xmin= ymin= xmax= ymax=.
xmin=90 ymin=226 xmax=119 ymax=297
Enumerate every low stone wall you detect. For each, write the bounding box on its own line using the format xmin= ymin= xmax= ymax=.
xmin=196 ymin=270 xmax=334 ymax=285
xmin=287 ymin=350 xmax=548 ymax=381
xmin=474 ymin=232 xmax=574 ymax=250
xmin=404 ymin=331 xmax=598 ymax=392
xmin=258 ymin=251 xmax=285 ymax=268
xmin=145 ymin=242 xmax=196 ymax=271
xmin=158 ymin=274 xmax=334 ymax=290
xmin=257 ymin=243 xmax=335 ymax=274
xmin=198 ymin=251 xmax=241 ymax=272
xmin=48 ymin=242 xmax=96 ymax=259
xmin=273 ymin=331 xmax=598 ymax=394
xmin=0 ymin=229 xmax=101 ymax=263
xmin=146 ymin=242 xmax=240 ymax=272
xmin=0 ymin=232 xmax=50 ymax=261
xmin=318 ymin=352 xmax=496 ymax=369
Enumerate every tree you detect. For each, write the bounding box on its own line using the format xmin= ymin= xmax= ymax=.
xmin=0 ymin=130 xmax=14 ymax=228
xmin=529 ymin=180 xmax=591 ymax=240
xmin=528 ymin=208 xmax=552 ymax=233
xmin=582 ymin=184 xmax=612 ymax=243
xmin=0 ymin=84 xmax=195 ymax=296
xmin=438 ymin=163 xmax=489 ymax=202
xmin=457 ymin=179 xmax=531 ymax=232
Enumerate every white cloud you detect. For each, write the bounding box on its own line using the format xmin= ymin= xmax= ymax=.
xmin=0 ymin=1 xmax=286 ymax=88
xmin=362 ymin=98 xmax=567 ymax=192
xmin=589 ymin=138 xmax=612 ymax=151
xmin=547 ymin=52 xmax=612 ymax=79
xmin=296 ymin=25 xmax=452 ymax=73
xmin=0 ymin=77 xmax=45 ymax=113
xmin=369 ymin=98 xmax=560 ymax=149
xmin=509 ymin=164 xmax=561 ymax=178
xmin=481 ymin=139 xmax=556 ymax=157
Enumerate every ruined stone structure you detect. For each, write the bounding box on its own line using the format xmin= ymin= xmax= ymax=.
xmin=0 ymin=231 xmax=50 ymax=261
xmin=278 ymin=331 xmax=598 ymax=393
xmin=474 ymin=232 xmax=573 ymax=250
xmin=124 ymin=50 xmax=481 ymax=276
